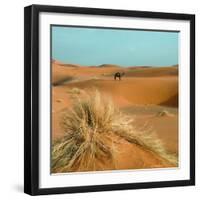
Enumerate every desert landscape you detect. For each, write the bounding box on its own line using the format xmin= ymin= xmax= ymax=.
xmin=51 ymin=60 xmax=178 ymax=173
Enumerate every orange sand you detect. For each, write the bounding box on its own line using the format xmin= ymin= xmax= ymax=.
xmin=52 ymin=60 xmax=178 ymax=170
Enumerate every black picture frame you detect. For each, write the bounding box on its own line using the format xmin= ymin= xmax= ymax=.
xmin=24 ymin=4 xmax=195 ymax=196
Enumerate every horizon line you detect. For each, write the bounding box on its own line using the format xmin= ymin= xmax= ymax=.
xmin=52 ymin=59 xmax=178 ymax=68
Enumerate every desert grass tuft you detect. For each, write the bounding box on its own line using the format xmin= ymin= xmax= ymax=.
xmin=52 ymin=90 xmax=178 ymax=173
xmin=67 ymin=87 xmax=82 ymax=95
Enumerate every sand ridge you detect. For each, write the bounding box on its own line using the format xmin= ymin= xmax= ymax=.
xmin=51 ymin=60 xmax=179 ymax=172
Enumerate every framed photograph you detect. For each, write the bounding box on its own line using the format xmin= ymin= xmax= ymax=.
xmin=24 ymin=4 xmax=195 ymax=195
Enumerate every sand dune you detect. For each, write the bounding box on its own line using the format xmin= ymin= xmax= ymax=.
xmin=65 ymin=134 xmax=174 ymax=173
xmin=52 ymin=60 xmax=178 ymax=85
xmin=98 ymin=64 xmax=122 ymax=68
xmin=52 ymin=61 xmax=121 ymax=85
xmin=109 ymin=135 xmax=174 ymax=170
xmin=160 ymin=93 xmax=178 ymax=107
xmin=60 ymin=77 xmax=178 ymax=107
xmin=124 ymin=66 xmax=178 ymax=77
xmin=51 ymin=60 xmax=178 ymax=172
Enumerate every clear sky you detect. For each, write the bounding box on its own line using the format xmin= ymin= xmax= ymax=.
xmin=52 ymin=26 xmax=179 ymax=67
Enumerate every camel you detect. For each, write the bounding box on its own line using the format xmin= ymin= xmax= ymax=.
xmin=114 ymin=72 xmax=125 ymax=80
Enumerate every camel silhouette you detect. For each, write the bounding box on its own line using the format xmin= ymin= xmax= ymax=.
xmin=114 ymin=72 xmax=125 ymax=80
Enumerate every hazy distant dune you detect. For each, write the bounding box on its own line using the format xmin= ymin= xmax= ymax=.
xmin=123 ymin=66 xmax=178 ymax=77
xmin=98 ymin=64 xmax=122 ymax=68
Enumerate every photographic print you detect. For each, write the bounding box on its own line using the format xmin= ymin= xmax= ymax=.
xmin=24 ymin=5 xmax=195 ymax=195
xmin=51 ymin=26 xmax=179 ymax=173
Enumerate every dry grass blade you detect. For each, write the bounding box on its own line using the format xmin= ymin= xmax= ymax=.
xmin=52 ymin=90 xmax=178 ymax=173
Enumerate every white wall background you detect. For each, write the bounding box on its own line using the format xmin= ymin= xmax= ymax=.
xmin=0 ymin=0 xmax=199 ymax=199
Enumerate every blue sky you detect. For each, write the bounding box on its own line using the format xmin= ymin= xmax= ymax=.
xmin=52 ymin=26 xmax=179 ymax=67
